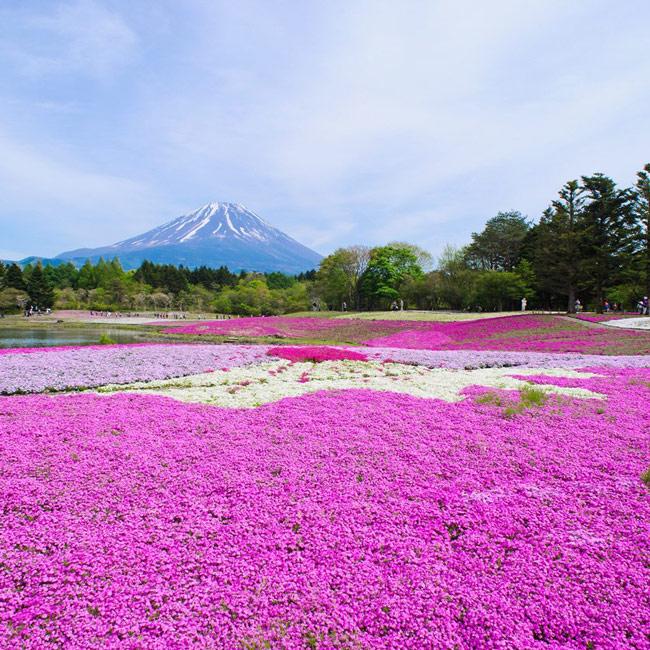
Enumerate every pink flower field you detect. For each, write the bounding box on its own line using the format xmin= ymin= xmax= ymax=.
xmin=167 ymin=314 xmax=650 ymax=355
xmin=1 ymin=316 xmax=650 ymax=648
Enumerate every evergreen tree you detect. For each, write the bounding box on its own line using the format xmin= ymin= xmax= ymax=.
xmin=530 ymin=181 xmax=584 ymax=311
xmin=465 ymin=211 xmax=530 ymax=271
xmin=579 ymin=174 xmax=636 ymax=310
xmin=5 ymin=263 xmax=26 ymax=290
xmin=26 ymin=262 xmax=55 ymax=309
xmin=77 ymin=260 xmax=98 ymax=290
xmin=633 ymin=163 xmax=650 ymax=299
xmin=0 ymin=260 xmax=6 ymax=289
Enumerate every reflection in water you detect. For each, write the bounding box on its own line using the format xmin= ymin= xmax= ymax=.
xmin=0 ymin=327 xmax=152 ymax=349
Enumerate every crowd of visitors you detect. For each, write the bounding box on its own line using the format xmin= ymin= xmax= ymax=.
xmin=24 ymin=305 xmax=51 ymax=317
xmin=571 ymin=296 xmax=649 ymax=315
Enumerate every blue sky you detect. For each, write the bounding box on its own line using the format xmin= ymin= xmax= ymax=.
xmin=1 ymin=0 xmax=649 ymax=262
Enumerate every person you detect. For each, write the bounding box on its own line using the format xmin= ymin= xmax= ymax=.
xmin=574 ymin=299 xmax=582 ymax=313
xmin=390 ymin=301 xmax=398 ymax=311
xmin=341 ymin=301 xmax=347 ymax=312
xmin=399 ymin=298 xmax=404 ymax=311
xmin=643 ymin=296 xmax=649 ymax=316
xmin=521 ymin=297 xmax=527 ymax=312
xmin=603 ymin=299 xmax=610 ymax=313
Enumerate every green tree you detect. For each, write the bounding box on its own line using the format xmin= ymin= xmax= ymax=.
xmin=465 ymin=211 xmax=530 ymax=271
xmin=579 ymin=173 xmax=636 ymax=310
xmin=26 ymin=262 xmax=55 ymax=309
xmin=265 ymin=272 xmax=295 ymax=290
xmin=388 ymin=242 xmax=433 ymax=271
xmin=0 ymin=288 xmax=30 ymax=313
xmin=436 ymin=245 xmax=476 ymax=310
xmin=360 ymin=245 xmax=423 ymax=308
xmin=530 ymin=181 xmax=584 ymax=311
xmin=633 ymin=163 xmax=650 ymax=299
xmin=5 ymin=263 xmax=26 ymax=290
xmin=316 ymin=246 xmax=370 ymax=310
xmin=77 ymin=260 xmax=98 ymax=290
xmin=471 ymin=271 xmax=529 ymax=312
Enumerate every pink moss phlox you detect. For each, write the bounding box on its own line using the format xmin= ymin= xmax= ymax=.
xmin=166 ymin=316 xmax=416 ymax=341
xmin=1 ymin=367 xmax=649 ymax=647
xmin=267 ymin=346 xmax=368 ymax=363
xmin=363 ymin=314 xmax=650 ymax=355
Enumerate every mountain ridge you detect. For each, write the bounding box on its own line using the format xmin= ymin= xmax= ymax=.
xmin=55 ymin=202 xmax=322 ymax=273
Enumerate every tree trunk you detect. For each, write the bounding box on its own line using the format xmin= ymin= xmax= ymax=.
xmin=567 ymin=285 xmax=575 ymax=313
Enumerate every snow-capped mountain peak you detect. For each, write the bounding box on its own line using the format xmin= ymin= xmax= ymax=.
xmin=56 ymin=201 xmax=322 ymax=273
xmin=113 ymin=202 xmax=286 ymax=250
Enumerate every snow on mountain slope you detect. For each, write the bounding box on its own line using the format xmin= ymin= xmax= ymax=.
xmin=56 ymin=202 xmax=322 ymax=273
xmin=112 ymin=203 xmax=290 ymax=249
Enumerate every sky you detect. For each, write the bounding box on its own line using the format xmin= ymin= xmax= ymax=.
xmin=1 ymin=0 xmax=649 ymax=262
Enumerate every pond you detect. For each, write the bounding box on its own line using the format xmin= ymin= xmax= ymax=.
xmin=0 ymin=326 xmax=154 ymax=349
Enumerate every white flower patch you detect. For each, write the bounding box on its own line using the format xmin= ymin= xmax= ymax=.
xmin=93 ymin=360 xmax=603 ymax=408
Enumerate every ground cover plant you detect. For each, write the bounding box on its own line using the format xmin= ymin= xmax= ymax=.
xmin=167 ymin=314 xmax=650 ymax=355
xmin=167 ymin=316 xmax=414 ymax=344
xmin=0 ymin=344 xmax=269 ymax=394
xmin=1 ymin=368 xmax=649 ymax=647
xmin=1 ymin=316 xmax=649 ymax=648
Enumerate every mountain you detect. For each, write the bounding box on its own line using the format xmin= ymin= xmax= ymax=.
xmin=1 ymin=257 xmax=67 ymax=268
xmin=56 ymin=202 xmax=322 ymax=273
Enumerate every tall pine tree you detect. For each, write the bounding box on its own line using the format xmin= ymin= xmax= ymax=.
xmin=27 ymin=262 xmax=55 ymax=309
xmin=579 ymin=174 xmax=636 ymax=310
xmin=531 ymin=180 xmax=585 ymax=311
xmin=5 ymin=263 xmax=26 ymax=290
xmin=633 ymin=163 xmax=650 ymax=299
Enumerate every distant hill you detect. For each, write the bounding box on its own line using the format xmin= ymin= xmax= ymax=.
xmin=55 ymin=202 xmax=322 ymax=273
xmin=2 ymin=257 xmax=67 ymax=268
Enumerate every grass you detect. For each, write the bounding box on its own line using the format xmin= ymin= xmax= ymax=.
xmin=642 ymin=468 xmax=650 ymax=489
xmin=476 ymin=386 xmax=549 ymax=417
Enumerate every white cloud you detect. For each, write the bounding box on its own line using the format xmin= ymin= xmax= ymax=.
xmin=0 ymin=0 xmax=137 ymax=79
xmin=0 ymin=128 xmax=167 ymax=255
xmin=1 ymin=0 xmax=650 ymax=259
xmin=139 ymin=0 xmax=650 ymax=257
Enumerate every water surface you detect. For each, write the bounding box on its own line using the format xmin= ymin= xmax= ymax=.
xmin=0 ymin=327 xmax=152 ymax=349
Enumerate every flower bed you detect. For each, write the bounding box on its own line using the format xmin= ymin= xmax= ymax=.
xmin=0 ymin=344 xmax=269 ymax=394
xmin=98 ymin=360 xmax=599 ymax=408
xmin=3 ymin=331 xmax=650 ymax=647
xmin=267 ymin=345 xmax=368 ymax=363
xmin=363 ymin=315 xmax=650 ymax=355
xmin=166 ymin=316 xmax=422 ymax=343
xmin=164 ymin=314 xmax=650 ymax=354
xmin=1 ymin=367 xmax=649 ymax=647
xmin=4 ymin=341 xmax=650 ymax=397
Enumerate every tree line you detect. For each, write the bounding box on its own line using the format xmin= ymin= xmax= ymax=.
xmin=315 ymin=164 xmax=650 ymax=313
xmin=0 ymin=258 xmax=316 ymax=315
xmin=2 ymin=163 xmax=648 ymax=315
